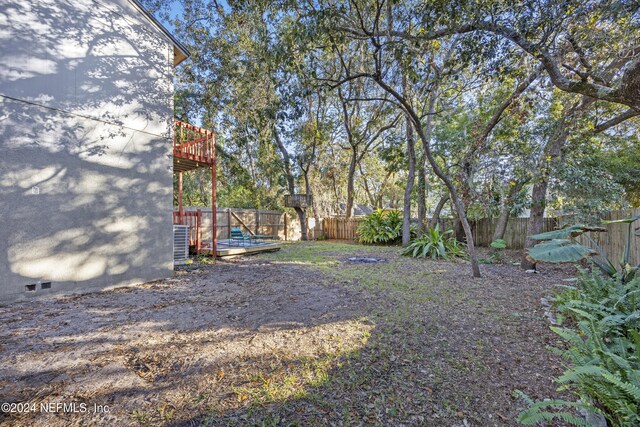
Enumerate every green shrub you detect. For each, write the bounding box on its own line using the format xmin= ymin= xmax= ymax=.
xmin=516 ymin=271 xmax=640 ymax=426
xmin=490 ymin=239 xmax=507 ymax=250
xmin=401 ymin=225 xmax=467 ymax=260
xmin=445 ymin=237 xmax=468 ymax=259
xmin=356 ymin=209 xmax=403 ymax=244
xmin=487 ymin=239 xmax=507 ymax=263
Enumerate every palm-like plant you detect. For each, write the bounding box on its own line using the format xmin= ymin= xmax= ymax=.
xmin=402 ymin=225 xmax=466 ymax=259
xmin=526 ymin=216 xmax=640 ymax=282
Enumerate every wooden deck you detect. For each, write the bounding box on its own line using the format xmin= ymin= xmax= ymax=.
xmin=173 ymin=120 xmax=217 ymax=254
xmin=201 ymin=239 xmax=282 ymax=257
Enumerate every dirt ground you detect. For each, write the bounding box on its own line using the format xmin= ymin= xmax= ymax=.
xmin=0 ymin=241 xmax=577 ymax=426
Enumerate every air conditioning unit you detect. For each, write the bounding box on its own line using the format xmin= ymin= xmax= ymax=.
xmin=173 ymin=225 xmax=190 ymax=265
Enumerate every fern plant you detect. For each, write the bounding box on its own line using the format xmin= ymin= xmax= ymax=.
xmin=356 ymin=209 xmax=403 ymax=244
xmin=514 ymin=390 xmax=599 ymax=426
xmin=517 ymin=271 xmax=640 ymax=427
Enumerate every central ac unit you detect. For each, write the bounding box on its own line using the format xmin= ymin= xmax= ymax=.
xmin=173 ymin=225 xmax=190 ymax=265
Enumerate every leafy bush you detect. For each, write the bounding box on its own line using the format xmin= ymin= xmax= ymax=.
xmin=356 ymin=209 xmax=403 ymax=244
xmin=490 ymin=239 xmax=507 ymax=250
xmin=446 ymin=237 xmax=468 ymax=259
xmin=486 ymin=239 xmax=507 ymax=263
xmin=516 ymin=270 xmax=640 ymax=426
xmin=401 ymin=225 xmax=467 ymax=260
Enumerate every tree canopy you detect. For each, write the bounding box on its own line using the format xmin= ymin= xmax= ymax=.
xmin=144 ymin=0 xmax=640 ymax=276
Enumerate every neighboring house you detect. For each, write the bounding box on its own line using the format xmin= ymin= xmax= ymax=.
xmin=0 ymin=0 xmax=190 ymax=302
xmin=336 ymin=203 xmax=375 ymax=217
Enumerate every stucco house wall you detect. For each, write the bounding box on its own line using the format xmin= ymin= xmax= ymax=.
xmin=0 ymin=0 xmax=185 ymax=302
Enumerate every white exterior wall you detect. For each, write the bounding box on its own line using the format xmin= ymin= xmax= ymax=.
xmin=0 ymin=0 xmax=177 ymax=302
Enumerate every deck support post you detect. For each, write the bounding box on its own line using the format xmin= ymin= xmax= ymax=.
xmin=196 ymin=209 xmax=202 ymax=254
xmin=178 ymin=172 xmax=184 ymax=224
xmin=173 ymin=120 xmax=217 ymax=256
xmin=211 ymin=134 xmax=217 ymax=256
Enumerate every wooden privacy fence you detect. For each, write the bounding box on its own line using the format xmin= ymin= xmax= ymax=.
xmin=470 ymin=217 xmax=558 ymax=249
xmin=320 ymin=217 xmax=458 ymax=242
xmin=322 ymin=217 xmax=364 ymax=240
xmin=320 ymin=210 xmax=640 ymax=264
xmin=180 ymin=207 xmax=288 ymax=242
xmin=176 ymin=207 xmax=325 ymax=243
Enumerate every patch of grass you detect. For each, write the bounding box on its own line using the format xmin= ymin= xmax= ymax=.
xmin=230 ymin=323 xmax=372 ymax=409
xmin=130 ymin=409 xmax=149 ymax=424
xmin=262 ymin=242 xmax=458 ymax=306
xmin=261 ymin=241 xmax=391 ymax=266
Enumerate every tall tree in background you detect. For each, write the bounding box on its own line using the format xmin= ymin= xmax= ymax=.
xmin=143 ymin=0 xmax=640 ymax=276
xmin=336 ymin=83 xmax=399 ymax=218
xmin=311 ymin=2 xmax=484 ymax=276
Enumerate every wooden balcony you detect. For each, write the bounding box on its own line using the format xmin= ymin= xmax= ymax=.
xmin=174 ymin=120 xmax=215 ymax=173
xmin=173 ymin=120 xmax=217 ymax=255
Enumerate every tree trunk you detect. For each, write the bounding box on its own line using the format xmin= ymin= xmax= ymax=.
xmin=303 ymin=170 xmax=318 ymax=239
xmin=330 ymin=170 xmax=340 ymax=215
xmin=454 ymin=169 xmax=473 ymax=242
xmin=417 ymin=90 xmax=437 ymax=236
xmin=492 ymin=206 xmax=511 ymax=243
xmin=273 ymin=126 xmax=308 ymax=241
xmin=492 ymin=182 xmax=523 ymax=242
xmin=273 ymin=126 xmax=295 ymax=193
xmin=521 ymin=120 xmax=568 ymax=269
xmin=415 ymin=117 xmax=480 ymax=276
xmin=429 ymin=194 xmax=449 ymax=229
xmin=453 ymin=218 xmax=466 ymax=242
xmin=295 ymin=207 xmax=308 ymax=241
xmin=360 ymin=164 xmax=377 ymax=208
xmin=416 ymin=157 xmax=427 ymax=236
xmin=402 ymin=116 xmax=416 ymax=245
xmin=520 ymin=180 xmax=550 ymax=269
xmin=373 ymin=76 xmax=481 ymax=276
xmin=345 ymin=148 xmax=357 ymax=219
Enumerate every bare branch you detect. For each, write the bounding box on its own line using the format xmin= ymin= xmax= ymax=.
xmin=591 ymin=109 xmax=640 ymax=135
xmin=336 ymin=21 xmax=640 ymax=108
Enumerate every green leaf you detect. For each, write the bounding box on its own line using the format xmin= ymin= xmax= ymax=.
xmin=490 ymin=239 xmax=507 ymax=249
xmin=529 ymin=225 xmax=607 ymax=241
xmin=601 ymin=215 xmax=640 ymax=225
xmin=527 ymin=239 xmax=597 ymax=263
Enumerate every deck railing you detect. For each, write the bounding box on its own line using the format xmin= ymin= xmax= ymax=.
xmin=174 ymin=120 xmax=215 ymax=165
xmin=284 ymin=194 xmax=313 ymax=208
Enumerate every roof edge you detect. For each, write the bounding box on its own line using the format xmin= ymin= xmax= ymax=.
xmin=129 ymin=0 xmax=190 ymax=66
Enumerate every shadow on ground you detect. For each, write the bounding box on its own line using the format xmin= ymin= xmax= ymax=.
xmin=0 ymin=242 xmax=572 ymax=426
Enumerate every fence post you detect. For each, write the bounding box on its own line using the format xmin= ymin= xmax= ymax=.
xmin=227 ymin=208 xmax=231 ymax=240
xmin=284 ymin=214 xmax=288 ymax=241
xmin=196 ymin=209 xmax=202 ymax=254
xmin=256 ymin=209 xmax=260 ymax=234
